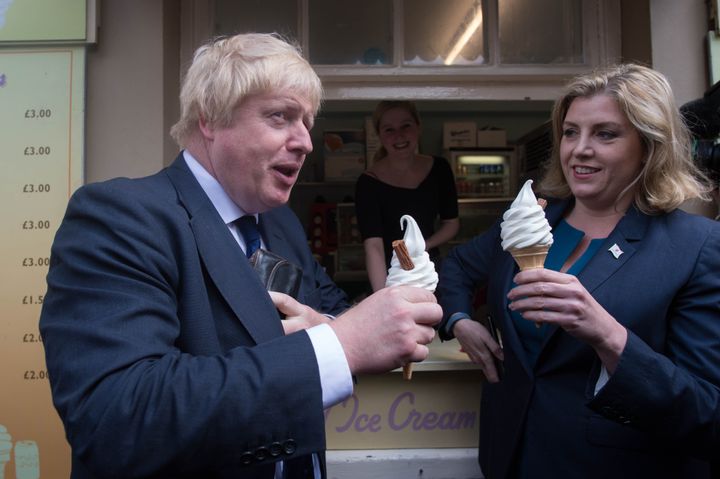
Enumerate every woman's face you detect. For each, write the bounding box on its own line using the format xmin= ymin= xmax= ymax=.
xmin=559 ymin=94 xmax=645 ymax=212
xmin=377 ymin=107 xmax=420 ymax=157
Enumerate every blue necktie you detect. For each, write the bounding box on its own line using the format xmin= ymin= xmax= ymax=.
xmin=236 ymin=215 xmax=261 ymax=258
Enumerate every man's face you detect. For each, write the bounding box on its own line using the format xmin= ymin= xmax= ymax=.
xmin=199 ymin=91 xmax=315 ymax=213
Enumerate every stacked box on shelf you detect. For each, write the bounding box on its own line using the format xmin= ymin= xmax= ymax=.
xmin=323 ymin=129 xmax=366 ymax=181
xmin=443 ymin=122 xmax=476 ymax=149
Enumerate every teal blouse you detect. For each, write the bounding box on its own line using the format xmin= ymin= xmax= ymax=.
xmin=511 ymin=219 xmax=605 ymax=364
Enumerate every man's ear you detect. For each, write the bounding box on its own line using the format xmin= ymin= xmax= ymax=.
xmin=198 ymin=115 xmax=215 ymax=140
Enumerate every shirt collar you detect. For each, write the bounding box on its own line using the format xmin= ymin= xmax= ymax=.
xmin=182 ymin=150 xmax=256 ymax=225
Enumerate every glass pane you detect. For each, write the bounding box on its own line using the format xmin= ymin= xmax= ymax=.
xmin=405 ymin=0 xmax=486 ymax=66
xmin=214 ymin=0 xmax=299 ymax=43
xmin=309 ymin=0 xmax=393 ymax=65
xmin=499 ymin=0 xmax=583 ymax=64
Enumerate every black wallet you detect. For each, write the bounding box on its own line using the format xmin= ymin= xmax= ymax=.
xmin=248 ymin=248 xmax=303 ymax=301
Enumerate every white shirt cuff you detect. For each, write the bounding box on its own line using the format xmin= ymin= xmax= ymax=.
xmin=594 ymin=365 xmax=610 ymax=396
xmin=306 ymin=323 xmax=353 ymax=408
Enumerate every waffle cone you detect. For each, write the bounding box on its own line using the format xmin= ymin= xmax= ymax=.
xmin=510 ymin=245 xmax=550 ymax=271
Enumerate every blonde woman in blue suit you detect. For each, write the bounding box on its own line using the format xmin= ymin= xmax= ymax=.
xmin=438 ymin=64 xmax=720 ymax=478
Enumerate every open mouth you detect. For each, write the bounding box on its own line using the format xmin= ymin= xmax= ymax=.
xmin=573 ymin=165 xmax=600 ymax=175
xmin=274 ymin=164 xmax=299 ymax=178
xmin=393 ymin=141 xmax=410 ymax=149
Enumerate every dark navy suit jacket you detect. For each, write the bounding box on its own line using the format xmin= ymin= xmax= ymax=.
xmin=40 ymin=155 xmax=349 ymax=478
xmin=438 ymin=198 xmax=720 ymax=479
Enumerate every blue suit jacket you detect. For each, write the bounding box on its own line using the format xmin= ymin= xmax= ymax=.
xmin=438 ymin=198 xmax=720 ymax=479
xmin=40 ymin=155 xmax=350 ymax=478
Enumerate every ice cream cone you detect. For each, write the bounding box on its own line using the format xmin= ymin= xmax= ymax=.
xmin=511 ymin=244 xmax=550 ymax=328
xmin=501 ymin=183 xmax=552 ymax=329
xmin=500 ymin=180 xmax=552 ymax=269
xmin=391 ymin=239 xmax=416 ymax=380
xmin=509 ymin=244 xmax=550 ymax=271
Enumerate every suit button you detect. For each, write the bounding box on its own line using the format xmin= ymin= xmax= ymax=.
xmin=254 ymin=446 xmax=270 ymax=461
xmin=269 ymin=442 xmax=283 ymax=457
xmin=239 ymin=451 xmax=254 ymax=465
xmin=283 ymin=439 xmax=297 ymax=455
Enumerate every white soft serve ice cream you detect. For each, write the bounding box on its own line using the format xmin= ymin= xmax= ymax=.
xmin=500 ymin=179 xmax=553 ymax=251
xmin=385 ymin=215 xmax=438 ymax=291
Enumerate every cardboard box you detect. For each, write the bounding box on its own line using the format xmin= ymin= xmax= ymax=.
xmin=324 ymin=154 xmax=366 ymax=181
xmin=324 ymin=129 xmax=365 ymax=155
xmin=443 ymin=122 xmax=477 ymax=149
xmin=324 ymin=130 xmax=366 ymax=181
xmin=477 ymin=128 xmax=507 ymax=147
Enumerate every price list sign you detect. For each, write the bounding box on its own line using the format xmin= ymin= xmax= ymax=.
xmin=0 ymin=47 xmax=84 ymax=479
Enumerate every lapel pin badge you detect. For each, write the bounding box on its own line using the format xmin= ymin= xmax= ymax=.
xmin=608 ymin=243 xmax=623 ymax=259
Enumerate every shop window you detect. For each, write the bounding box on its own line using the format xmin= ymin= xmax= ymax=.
xmin=200 ymin=0 xmax=618 ymax=100
xmin=214 ymin=0 xmax=299 ymax=40
xmin=308 ymin=0 xmax=393 ymax=65
xmin=404 ymin=0 xmax=487 ymax=66
xmin=213 ymin=0 xmax=595 ymax=69
xmin=498 ymin=0 xmax=582 ymax=64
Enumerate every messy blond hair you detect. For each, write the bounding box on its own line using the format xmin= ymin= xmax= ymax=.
xmin=170 ymin=33 xmax=322 ymax=147
xmin=539 ymin=63 xmax=711 ymax=214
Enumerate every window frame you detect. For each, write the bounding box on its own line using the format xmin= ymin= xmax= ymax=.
xmin=181 ymin=0 xmax=621 ymax=100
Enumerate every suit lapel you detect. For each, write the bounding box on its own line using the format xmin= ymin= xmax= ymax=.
xmin=165 ymin=156 xmax=284 ymax=344
xmin=575 ymin=206 xmax=646 ymax=293
xmin=258 ymin=212 xmax=294 ymax=261
xmin=498 ymin=253 xmax=536 ymax=377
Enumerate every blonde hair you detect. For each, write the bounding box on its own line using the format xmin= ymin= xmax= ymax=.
xmin=170 ymin=33 xmax=322 ymax=147
xmin=371 ymin=100 xmax=421 ymax=163
xmin=539 ymin=63 xmax=712 ymax=214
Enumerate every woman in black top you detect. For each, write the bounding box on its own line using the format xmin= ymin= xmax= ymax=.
xmin=355 ymin=100 xmax=459 ymax=291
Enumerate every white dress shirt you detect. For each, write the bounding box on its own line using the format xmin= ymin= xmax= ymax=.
xmin=183 ymin=151 xmax=352 ymax=478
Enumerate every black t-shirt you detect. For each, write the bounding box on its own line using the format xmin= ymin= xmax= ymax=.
xmin=354 ymin=156 xmax=459 ymax=267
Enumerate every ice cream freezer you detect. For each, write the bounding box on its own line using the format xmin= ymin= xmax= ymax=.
xmin=325 ymin=336 xmax=483 ymax=450
xmin=325 ymin=336 xmax=484 ymax=477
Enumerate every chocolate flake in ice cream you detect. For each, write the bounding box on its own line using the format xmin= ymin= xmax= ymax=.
xmin=385 ymin=215 xmax=438 ymax=291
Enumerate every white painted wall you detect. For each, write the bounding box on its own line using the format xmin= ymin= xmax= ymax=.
xmin=84 ymin=0 xmax=176 ymax=182
xmin=649 ymin=0 xmax=708 ymax=104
